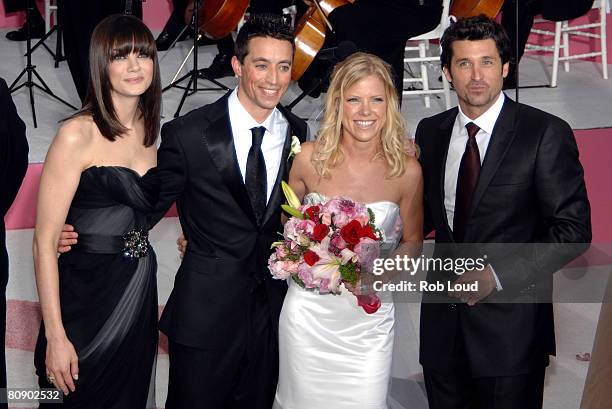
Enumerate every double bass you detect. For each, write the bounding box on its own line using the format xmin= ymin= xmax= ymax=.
xmin=291 ymin=0 xmax=355 ymax=81
xmin=199 ymin=0 xmax=250 ymax=39
xmin=183 ymin=0 xmax=250 ymax=40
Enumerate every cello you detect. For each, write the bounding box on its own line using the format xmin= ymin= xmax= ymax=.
xmin=450 ymin=0 xmax=505 ymax=19
xmin=185 ymin=0 xmax=250 ymax=40
xmin=291 ymin=0 xmax=355 ymax=81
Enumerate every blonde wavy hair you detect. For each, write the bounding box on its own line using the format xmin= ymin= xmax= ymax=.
xmin=312 ymin=52 xmax=412 ymax=178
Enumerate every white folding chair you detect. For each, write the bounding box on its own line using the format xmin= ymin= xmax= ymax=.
xmin=44 ymin=0 xmax=58 ymax=33
xmin=402 ymin=0 xmax=452 ymax=109
xmin=527 ymin=0 xmax=608 ymax=87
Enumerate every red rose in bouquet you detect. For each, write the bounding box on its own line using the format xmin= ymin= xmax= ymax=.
xmin=304 ymin=205 xmax=320 ymax=221
xmin=360 ymin=224 xmax=378 ymax=241
xmin=340 ymin=220 xmax=362 ymax=246
xmin=312 ymin=224 xmax=330 ymax=242
xmin=303 ymin=250 xmax=320 ymax=266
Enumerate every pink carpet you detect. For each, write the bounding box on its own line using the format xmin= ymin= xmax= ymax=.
xmin=574 ymin=128 xmax=612 ymax=243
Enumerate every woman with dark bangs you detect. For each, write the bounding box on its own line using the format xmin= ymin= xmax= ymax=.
xmin=32 ymin=14 xmax=161 ymax=408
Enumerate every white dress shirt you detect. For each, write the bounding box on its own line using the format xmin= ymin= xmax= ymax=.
xmin=228 ymin=88 xmax=288 ymax=203
xmin=444 ymin=92 xmax=505 ymax=289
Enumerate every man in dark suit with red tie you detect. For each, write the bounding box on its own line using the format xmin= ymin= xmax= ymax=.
xmin=415 ymin=16 xmax=591 ymax=408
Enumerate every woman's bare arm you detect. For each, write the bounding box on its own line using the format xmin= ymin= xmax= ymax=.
xmin=33 ymin=119 xmax=93 ymax=394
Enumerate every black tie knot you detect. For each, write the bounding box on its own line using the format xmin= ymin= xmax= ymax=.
xmin=465 ymin=122 xmax=480 ymax=140
xmin=251 ymin=126 xmax=266 ymax=149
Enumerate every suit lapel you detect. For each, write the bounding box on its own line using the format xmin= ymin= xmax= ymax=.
xmin=202 ymin=99 xmax=304 ymax=229
xmin=468 ymin=97 xmax=518 ymax=230
xmin=203 ymin=104 xmax=258 ymax=226
xmin=436 ymin=109 xmax=457 ymax=240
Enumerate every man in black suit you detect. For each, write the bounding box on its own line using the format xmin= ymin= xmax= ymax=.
xmin=153 ymin=14 xmax=307 ymax=409
xmin=0 ymin=77 xmax=29 ymax=409
xmin=415 ymin=16 xmax=591 ymax=408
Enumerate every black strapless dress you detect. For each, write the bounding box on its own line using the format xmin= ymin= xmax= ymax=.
xmin=35 ymin=166 xmax=158 ymax=409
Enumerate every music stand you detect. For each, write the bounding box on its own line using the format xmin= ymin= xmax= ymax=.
xmin=162 ymin=0 xmax=229 ymax=118
xmin=9 ymin=0 xmax=77 ymax=128
xmin=26 ymin=21 xmax=65 ymax=68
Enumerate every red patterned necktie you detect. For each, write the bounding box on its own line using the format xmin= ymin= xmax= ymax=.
xmin=453 ymin=122 xmax=481 ymax=242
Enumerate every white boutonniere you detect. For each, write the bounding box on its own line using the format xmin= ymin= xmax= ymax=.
xmin=289 ymin=135 xmax=301 ymax=160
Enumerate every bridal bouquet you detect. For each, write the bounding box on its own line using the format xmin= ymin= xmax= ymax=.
xmin=268 ymin=182 xmax=383 ymax=314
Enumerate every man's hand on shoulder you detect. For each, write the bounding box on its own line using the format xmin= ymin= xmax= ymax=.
xmin=58 ymin=224 xmax=78 ymax=253
xmin=177 ymin=234 xmax=187 ymax=258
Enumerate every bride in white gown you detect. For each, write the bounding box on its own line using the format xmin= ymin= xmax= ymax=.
xmin=274 ymin=53 xmax=424 ymax=409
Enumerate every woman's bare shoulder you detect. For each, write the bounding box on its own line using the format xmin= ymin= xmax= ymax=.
xmin=298 ymin=140 xmax=315 ymax=156
xmin=292 ymin=141 xmax=316 ymax=167
xmin=404 ymin=154 xmax=422 ymax=175
xmin=55 ymin=115 xmax=96 ymax=146
xmin=47 ymin=115 xmax=97 ymax=164
xmin=397 ymin=154 xmax=423 ymax=188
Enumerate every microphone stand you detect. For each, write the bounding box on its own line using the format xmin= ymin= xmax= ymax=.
xmin=162 ymin=0 xmax=229 ymax=118
xmin=515 ymin=0 xmax=519 ymax=102
xmin=9 ymin=0 xmax=77 ymax=128
xmin=26 ymin=21 xmax=65 ymax=68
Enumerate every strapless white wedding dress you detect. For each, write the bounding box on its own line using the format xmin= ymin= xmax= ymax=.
xmin=274 ymin=192 xmax=403 ymax=409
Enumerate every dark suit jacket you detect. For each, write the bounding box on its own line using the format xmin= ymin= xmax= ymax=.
xmin=1 ymin=77 xmax=28 ymax=288
xmin=506 ymin=0 xmax=594 ymax=22
xmin=0 ymin=77 xmax=27 ymax=402
xmin=2 ymin=0 xmax=26 ymax=13
xmin=416 ymin=96 xmax=591 ymax=377
xmin=154 ymin=92 xmax=307 ymax=349
xmin=541 ymin=0 xmax=595 ymax=22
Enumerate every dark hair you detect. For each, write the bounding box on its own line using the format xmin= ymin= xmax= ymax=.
xmin=440 ymin=15 xmax=512 ymax=70
xmin=73 ymin=14 xmax=161 ymax=147
xmin=234 ymin=13 xmax=294 ymax=64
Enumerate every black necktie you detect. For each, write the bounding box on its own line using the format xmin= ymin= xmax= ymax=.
xmin=453 ymin=122 xmax=481 ymax=242
xmin=246 ymin=126 xmax=267 ymax=225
